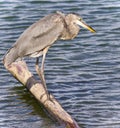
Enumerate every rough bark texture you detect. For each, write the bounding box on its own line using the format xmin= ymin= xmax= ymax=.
xmin=4 ymin=61 xmax=81 ymax=128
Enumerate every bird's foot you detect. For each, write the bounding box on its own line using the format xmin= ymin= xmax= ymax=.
xmin=46 ymin=93 xmax=55 ymax=104
xmin=40 ymin=92 xmax=55 ymax=104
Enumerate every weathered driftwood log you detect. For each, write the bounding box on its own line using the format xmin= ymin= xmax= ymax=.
xmin=4 ymin=61 xmax=81 ymax=128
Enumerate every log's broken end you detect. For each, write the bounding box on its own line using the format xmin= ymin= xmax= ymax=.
xmin=3 ymin=60 xmax=81 ymax=128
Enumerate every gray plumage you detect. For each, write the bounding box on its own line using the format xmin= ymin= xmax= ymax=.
xmin=3 ymin=11 xmax=95 ymax=67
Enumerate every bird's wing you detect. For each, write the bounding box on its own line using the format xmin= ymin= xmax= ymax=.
xmin=27 ymin=14 xmax=63 ymax=38
xmin=15 ymin=13 xmax=64 ymax=57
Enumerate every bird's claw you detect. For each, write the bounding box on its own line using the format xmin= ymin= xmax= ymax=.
xmin=40 ymin=93 xmax=55 ymax=104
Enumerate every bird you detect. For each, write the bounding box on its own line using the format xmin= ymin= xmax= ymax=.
xmin=3 ymin=11 xmax=96 ymax=101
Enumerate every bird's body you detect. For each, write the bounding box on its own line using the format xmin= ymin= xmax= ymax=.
xmin=4 ymin=12 xmax=81 ymax=66
xmin=4 ymin=13 xmax=62 ymax=65
xmin=3 ymin=11 xmax=95 ymax=101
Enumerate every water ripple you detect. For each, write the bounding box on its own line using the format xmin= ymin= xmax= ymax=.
xmin=0 ymin=0 xmax=120 ymax=128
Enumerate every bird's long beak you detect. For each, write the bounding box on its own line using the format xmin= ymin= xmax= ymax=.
xmin=76 ymin=19 xmax=96 ymax=33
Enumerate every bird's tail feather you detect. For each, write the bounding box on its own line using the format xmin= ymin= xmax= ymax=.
xmin=3 ymin=47 xmax=18 ymax=67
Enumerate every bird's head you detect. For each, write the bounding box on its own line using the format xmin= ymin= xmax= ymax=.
xmin=66 ymin=13 xmax=96 ymax=33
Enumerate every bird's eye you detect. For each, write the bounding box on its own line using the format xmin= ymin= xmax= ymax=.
xmin=79 ymin=18 xmax=82 ymax=21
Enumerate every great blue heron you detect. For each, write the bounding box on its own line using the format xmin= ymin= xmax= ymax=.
xmin=3 ymin=11 xmax=96 ymax=100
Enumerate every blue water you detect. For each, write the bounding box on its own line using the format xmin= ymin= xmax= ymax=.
xmin=0 ymin=0 xmax=120 ymax=128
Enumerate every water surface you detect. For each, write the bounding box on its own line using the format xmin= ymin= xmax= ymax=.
xmin=0 ymin=0 xmax=120 ymax=128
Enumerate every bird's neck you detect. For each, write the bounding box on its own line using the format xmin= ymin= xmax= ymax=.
xmin=60 ymin=24 xmax=79 ymax=40
xmin=60 ymin=19 xmax=80 ymax=40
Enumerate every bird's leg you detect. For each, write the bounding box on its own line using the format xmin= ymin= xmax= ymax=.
xmin=36 ymin=57 xmax=49 ymax=100
xmin=36 ymin=57 xmax=47 ymax=90
xmin=35 ymin=47 xmax=51 ymax=101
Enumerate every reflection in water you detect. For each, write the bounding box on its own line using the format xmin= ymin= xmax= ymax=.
xmin=2 ymin=86 xmax=62 ymax=128
xmin=0 ymin=0 xmax=120 ymax=128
